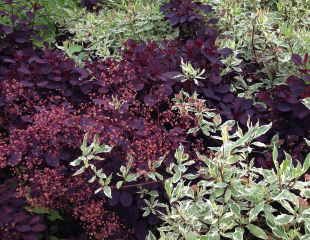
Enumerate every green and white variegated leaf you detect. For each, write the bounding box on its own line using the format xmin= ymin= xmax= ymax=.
xmin=229 ymin=202 xmax=241 ymax=218
xmin=146 ymin=231 xmax=157 ymax=240
xmin=72 ymin=166 xmax=86 ymax=176
xmin=219 ymin=212 xmax=237 ymax=232
xmin=246 ymin=224 xmax=268 ymax=239
xmin=269 ymin=225 xmax=289 ymax=239
xmin=222 ymin=227 xmax=245 ymax=240
xmin=278 ymin=200 xmax=296 ymax=215
xmin=93 ymin=144 xmax=112 ymax=154
xmin=302 ymin=97 xmax=310 ymax=110
xmin=205 ymin=229 xmax=220 ymax=240
xmin=274 ymin=214 xmax=295 ymax=225
xmin=249 ymin=202 xmax=265 ymax=222
xmin=232 ymin=227 xmax=244 ymax=240
xmin=273 ymin=190 xmax=299 ymax=206
xmin=70 ymin=157 xmax=83 ymax=166
xmin=272 ymin=144 xmax=279 ymax=172
xmin=81 ymin=132 xmax=89 ymax=155
xmin=301 ymin=234 xmax=310 ymax=240
xmin=103 ymin=186 xmax=112 ymax=198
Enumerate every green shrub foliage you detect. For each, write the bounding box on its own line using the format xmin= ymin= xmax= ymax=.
xmin=63 ymin=0 xmax=177 ymax=58
xmin=146 ymin=119 xmax=310 ymax=240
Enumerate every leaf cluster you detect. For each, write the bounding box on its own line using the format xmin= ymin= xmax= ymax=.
xmin=147 ymin=120 xmax=310 ymax=240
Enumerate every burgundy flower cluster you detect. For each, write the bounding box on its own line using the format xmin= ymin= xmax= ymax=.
xmin=17 ymin=167 xmax=131 ymax=240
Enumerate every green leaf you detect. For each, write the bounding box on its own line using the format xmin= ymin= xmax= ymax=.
xmin=184 ymin=231 xmax=198 ymax=240
xmin=148 ymin=172 xmax=157 ymax=181
xmin=25 ymin=206 xmax=49 ymax=215
xmin=72 ymin=166 xmax=86 ymax=176
xmin=81 ymin=133 xmax=89 ymax=154
xmin=25 ymin=206 xmax=63 ymax=221
xmin=269 ymin=225 xmax=288 ymax=239
xmin=174 ymin=144 xmax=189 ymax=162
xmin=279 ymin=152 xmax=292 ymax=179
xmin=146 ymin=231 xmax=157 ymax=240
xmin=246 ymin=224 xmax=268 ymax=239
xmin=153 ymin=156 xmax=165 ymax=169
xmin=278 ymin=200 xmax=296 ymax=215
xmin=232 ymin=227 xmax=244 ymax=240
xmin=205 ymin=229 xmax=220 ymax=240
xmin=302 ymin=97 xmax=310 ymax=110
xmin=94 ymin=187 xmax=102 ymax=194
xmin=273 ymin=190 xmax=299 ymax=206
xmin=88 ymin=175 xmax=96 ymax=183
xmin=249 ymin=202 xmax=264 ymax=222
xmin=47 ymin=209 xmax=64 ymax=221
xmin=230 ymin=202 xmax=241 ymax=218
xmin=68 ymin=44 xmax=82 ymax=54
xmin=70 ymin=157 xmax=82 ymax=166
xmin=94 ymin=144 xmax=112 ymax=154
xmin=172 ymin=169 xmax=182 ymax=183
xmin=301 ymin=234 xmax=310 ymax=240
xmin=253 ymin=123 xmax=272 ymax=138
xmin=103 ymin=186 xmax=112 ymax=198
xmin=126 ymin=173 xmax=139 ymax=182
xmin=224 ymin=188 xmax=232 ymax=203
xmin=116 ymin=181 xmax=123 ymax=189
xmin=164 ymin=179 xmax=173 ymax=198
xmin=272 ymin=144 xmax=279 ymax=172
xmin=302 ymin=153 xmax=310 ymax=174
xmin=274 ymin=214 xmax=294 ymax=225
xmin=252 ymin=141 xmax=267 ymax=148
xmin=155 ymin=172 xmax=164 ymax=181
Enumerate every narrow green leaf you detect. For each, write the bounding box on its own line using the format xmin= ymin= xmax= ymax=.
xmin=81 ymin=133 xmax=88 ymax=154
xmin=249 ymin=202 xmax=264 ymax=222
xmin=72 ymin=166 xmax=86 ymax=176
xmin=274 ymin=214 xmax=294 ymax=225
xmin=253 ymin=123 xmax=272 ymax=138
xmin=94 ymin=187 xmax=102 ymax=194
xmin=246 ymin=224 xmax=268 ymax=239
xmin=302 ymin=97 xmax=310 ymax=110
xmin=224 ymin=188 xmax=232 ymax=203
xmin=116 ymin=181 xmax=123 ymax=189
xmin=184 ymin=231 xmax=198 ymax=240
xmin=146 ymin=231 xmax=157 ymax=240
xmin=252 ymin=141 xmax=267 ymax=148
xmin=126 ymin=173 xmax=139 ymax=182
xmin=164 ymin=179 xmax=173 ymax=198
xmin=273 ymin=190 xmax=299 ymax=206
xmin=70 ymin=157 xmax=82 ymax=166
xmin=230 ymin=202 xmax=241 ymax=218
xmin=103 ymin=186 xmax=112 ymax=198
xmin=205 ymin=230 xmax=220 ymax=240
xmin=88 ymin=175 xmax=96 ymax=183
xmin=272 ymin=144 xmax=279 ymax=172
xmin=94 ymin=144 xmax=112 ymax=154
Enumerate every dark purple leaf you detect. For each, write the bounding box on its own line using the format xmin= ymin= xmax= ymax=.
xmin=31 ymin=224 xmax=46 ymax=232
xmin=16 ymin=224 xmax=32 ymax=232
xmin=291 ymin=54 xmax=302 ymax=65
xmin=120 ymin=191 xmax=133 ymax=207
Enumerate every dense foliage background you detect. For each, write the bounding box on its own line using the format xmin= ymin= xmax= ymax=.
xmin=0 ymin=0 xmax=309 ymax=239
